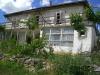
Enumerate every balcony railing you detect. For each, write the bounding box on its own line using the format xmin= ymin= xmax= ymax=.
xmin=5 ymin=22 xmax=28 ymax=29
xmin=4 ymin=17 xmax=93 ymax=29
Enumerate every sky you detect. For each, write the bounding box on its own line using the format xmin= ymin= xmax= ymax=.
xmin=0 ymin=0 xmax=100 ymax=23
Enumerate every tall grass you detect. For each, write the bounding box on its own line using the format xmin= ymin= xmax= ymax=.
xmin=52 ymin=54 xmax=94 ymax=75
xmin=0 ymin=60 xmax=33 ymax=75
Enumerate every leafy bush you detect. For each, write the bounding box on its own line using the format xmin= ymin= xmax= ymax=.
xmin=21 ymin=37 xmax=53 ymax=59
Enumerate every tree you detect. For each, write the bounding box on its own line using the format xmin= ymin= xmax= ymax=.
xmin=84 ymin=7 xmax=96 ymax=23
xmin=70 ymin=13 xmax=86 ymax=35
xmin=21 ymin=14 xmax=40 ymax=44
xmin=26 ymin=15 xmax=39 ymax=30
xmin=95 ymin=11 xmax=100 ymax=24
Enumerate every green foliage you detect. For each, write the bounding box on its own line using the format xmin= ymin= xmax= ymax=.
xmin=85 ymin=7 xmax=100 ymax=24
xmin=0 ymin=39 xmax=22 ymax=56
xmin=21 ymin=37 xmax=53 ymax=59
xmin=26 ymin=15 xmax=39 ymax=30
xmin=91 ymin=51 xmax=100 ymax=66
xmin=0 ymin=60 xmax=33 ymax=75
xmin=95 ymin=11 xmax=100 ymax=24
xmin=0 ymin=25 xmax=5 ymax=31
xmin=51 ymin=54 xmax=94 ymax=75
xmin=70 ymin=13 xmax=86 ymax=35
xmin=85 ymin=7 xmax=96 ymax=22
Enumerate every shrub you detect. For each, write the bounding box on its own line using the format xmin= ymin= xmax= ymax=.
xmin=21 ymin=37 xmax=53 ymax=59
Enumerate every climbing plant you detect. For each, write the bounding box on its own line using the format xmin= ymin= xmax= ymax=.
xmin=85 ymin=7 xmax=96 ymax=23
xmin=70 ymin=13 xmax=86 ymax=35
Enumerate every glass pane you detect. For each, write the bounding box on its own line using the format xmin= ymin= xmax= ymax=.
xmin=61 ymin=41 xmax=73 ymax=47
xmin=50 ymin=34 xmax=60 ymax=41
xmin=62 ymin=34 xmax=74 ymax=41
xmin=50 ymin=41 xmax=60 ymax=46
xmin=51 ymin=28 xmax=60 ymax=34
xmin=62 ymin=28 xmax=74 ymax=34
xmin=43 ymin=28 xmax=50 ymax=34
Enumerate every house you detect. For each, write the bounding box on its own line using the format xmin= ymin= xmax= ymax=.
xmin=3 ymin=0 xmax=96 ymax=53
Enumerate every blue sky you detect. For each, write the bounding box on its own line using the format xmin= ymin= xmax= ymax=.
xmin=0 ymin=0 xmax=100 ymax=23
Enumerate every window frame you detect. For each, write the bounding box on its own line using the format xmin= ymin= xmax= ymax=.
xmin=55 ymin=12 xmax=62 ymax=24
xmin=43 ymin=27 xmax=74 ymax=47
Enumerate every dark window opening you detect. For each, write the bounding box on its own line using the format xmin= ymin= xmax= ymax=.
xmin=56 ymin=13 xmax=61 ymax=24
xmin=36 ymin=16 xmax=39 ymax=24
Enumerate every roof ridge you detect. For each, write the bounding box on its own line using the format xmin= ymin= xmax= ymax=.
xmin=5 ymin=0 xmax=88 ymax=17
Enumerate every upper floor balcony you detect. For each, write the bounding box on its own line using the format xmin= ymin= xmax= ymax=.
xmin=4 ymin=17 xmax=94 ymax=29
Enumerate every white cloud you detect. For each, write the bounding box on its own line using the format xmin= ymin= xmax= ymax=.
xmin=41 ymin=0 xmax=50 ymax=6
xmin=64 ymin=0 xmax=73 ymax=3
xmin=0 ymin=0 xmax=34 ymax=13
xmin=0 ymin=0 xmax=12 ymax=9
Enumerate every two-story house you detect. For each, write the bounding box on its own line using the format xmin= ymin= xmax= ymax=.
xmin=3 ymin=0 xmax=96 ymax=53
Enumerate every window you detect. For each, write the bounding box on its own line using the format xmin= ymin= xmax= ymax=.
xmin=50 ymin=34 xmax=60 ymax=41
xmin=36 ymin=16 xmax=39 ymax=24
xmin=43 ymin=27 xmax=74 ymax=47
xmin=56 ymin=13 xmax=61 ymax=24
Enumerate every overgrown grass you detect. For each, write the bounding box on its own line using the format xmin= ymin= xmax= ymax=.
xmin=0 ymin=60 xmax=33 ymax=75
xmin=49 ymin=54 xmax=94 ymax=75
xmin=0 ymin=53 xmax=98 ymax=75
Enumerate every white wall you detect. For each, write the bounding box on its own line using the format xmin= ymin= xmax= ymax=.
xmin=73 ymin=26 xmax=96 ymax=53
